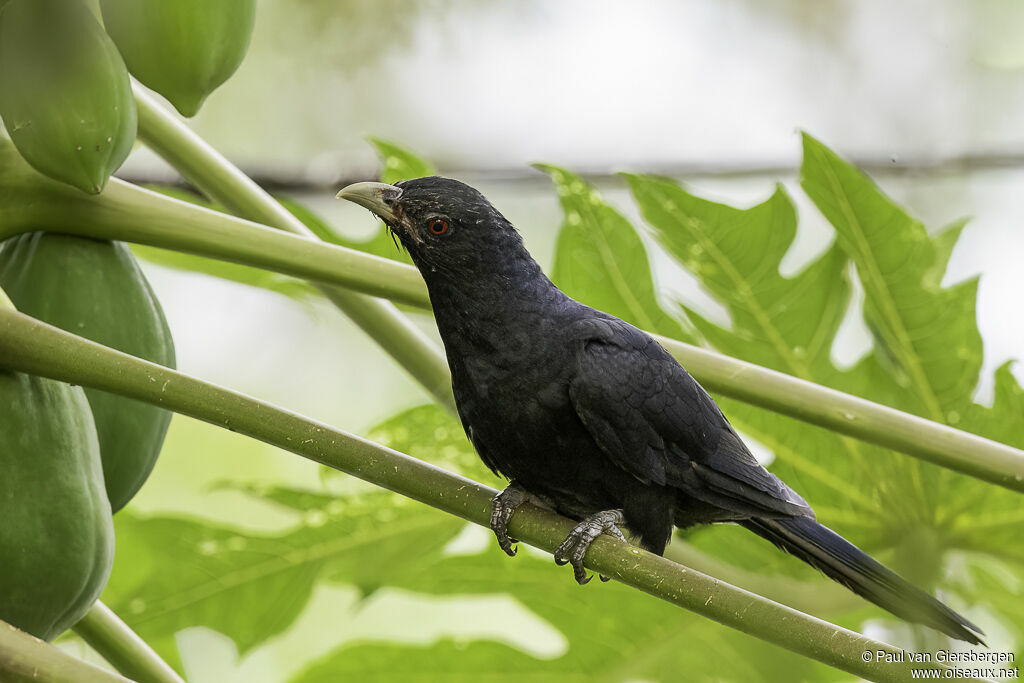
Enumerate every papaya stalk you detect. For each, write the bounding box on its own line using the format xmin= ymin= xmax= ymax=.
xmin=72 ymin=602 xmax=184 ymax=683
xmin=0 ymin=618 xmax=132 ymax=683
xmin=0 ymin=139 xmax=430 ymax=308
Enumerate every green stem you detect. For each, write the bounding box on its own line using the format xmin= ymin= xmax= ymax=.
xmin=650 ymin=333 xmax=1024 ymax=493
xmin=1 ymin=143 xmax=1021 ymax=492
xmin=0 ymin=309 xmax=977 ymax=683
xmin=663 ymin=542 xmax=862 ymax=615
xmin=72 ymin=603 xmax=183 ymax=683
xmin=132 ymin=87 xmax=455 ymax=413
xmin=0 ymin=619 xmax=132 ymax=683
xmin=0 ymin=174 xmax=429 ymax=307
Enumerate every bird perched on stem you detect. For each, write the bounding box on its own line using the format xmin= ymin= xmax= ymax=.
xmin=338 ymin=176 xmax=984 ymax=645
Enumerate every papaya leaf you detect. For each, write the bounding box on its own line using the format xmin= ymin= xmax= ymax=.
xmin=106 ymin=489 xmax=462 ymax=665
xmin=370 ymin=137 xmax=437 ymax=185
xmin=797 ymin=136 xmax=1024 ymax=576
xmin=291 ymin=545 xmax=847 ymax=683
xmin=102 ymin=404 xmax=479 ymax=664
xmin=964 ymin=362 xmax=1024 ymax=451
xmin=623 ymin=174 xmax=849 ymax=378
xmin=800 ymin=133 xmax=983 ymax=422
xmin=538 ymin=164 xmax=693 ymax=343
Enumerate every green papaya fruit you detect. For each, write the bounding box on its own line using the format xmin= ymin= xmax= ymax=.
xmin=0 ymin=0 xmax=137 ymax=194
xmin=0 ymin=369 xmax=115 ymax=641
xmin=0 ymin=233 xmax=176 ymax=512
xmin=100 ymin=0 xmax=257 ymax=117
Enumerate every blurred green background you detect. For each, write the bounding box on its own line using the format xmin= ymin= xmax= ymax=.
xmin=55 ymin=1 xmax=1024 ymax=680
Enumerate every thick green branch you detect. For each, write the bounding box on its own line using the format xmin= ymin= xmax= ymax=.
xmin=133 ymin=87 xmax=455 ymax=413
xmin=0 ymin=309 xmax=978 ymax=683
xmin=0 ymin=169 xmax=429 ymax=307
xmin=0 ymin=619 xmax=132 ymax=683
xmin=72 ymin=603 xmax=183 ymax=683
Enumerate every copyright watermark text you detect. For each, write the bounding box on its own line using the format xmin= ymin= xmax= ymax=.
xmin=862 ymin=649 xmax=1019 ymax=679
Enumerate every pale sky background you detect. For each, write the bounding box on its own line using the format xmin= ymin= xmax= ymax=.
xmin=126 ymin=0 xmax=1024 ymax=175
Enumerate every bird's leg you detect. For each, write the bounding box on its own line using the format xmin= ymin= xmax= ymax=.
xmin=490 ymin=481 xmax=528 ymax=557
xmin=554 ymin=509 xmax=627 ymax=585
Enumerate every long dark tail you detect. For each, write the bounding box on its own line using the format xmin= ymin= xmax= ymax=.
xmin=741 ymin=517 xmax=984 ymax=645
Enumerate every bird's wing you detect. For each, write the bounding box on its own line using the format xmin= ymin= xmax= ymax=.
xmin=568 ymin=318 xmax=810 ymax=518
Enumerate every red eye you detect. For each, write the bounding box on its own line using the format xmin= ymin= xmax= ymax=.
xmin=428 ymin=219 xmax=449 ymax=235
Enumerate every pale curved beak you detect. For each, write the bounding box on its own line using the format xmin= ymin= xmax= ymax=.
xmin=335 ymin=181 xmax=403 ymax=224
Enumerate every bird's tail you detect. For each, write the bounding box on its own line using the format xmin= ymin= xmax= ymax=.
xmin=740 ymin=516 xmax=984 ymax=645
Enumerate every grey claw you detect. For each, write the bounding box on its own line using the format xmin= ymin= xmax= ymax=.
xmin=496 ymin=531 xmax=518 ymax=557
xmin=554 ymin=509 xmax=627 ymax=585
xmin=491 ymin=483 xmax=528 ymax=558
xmin=553 ymin=533 xmax=582 ymax=572
xmin=599 ymin=574 xmax=611 ymax=582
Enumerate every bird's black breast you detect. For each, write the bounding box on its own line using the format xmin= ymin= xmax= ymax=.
xmin=443 ymin=300 xmax=643 ymax=518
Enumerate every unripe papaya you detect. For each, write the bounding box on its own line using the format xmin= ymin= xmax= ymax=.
xmin=0 ymin=0 xmax=136 ymax=194
xmin=100 ymin=0 xmax=257 ymax=117
xmin=0 ymin=369 xmax=115 ymax=641
xmin=0 ymin=233 xmax=175 ymax=512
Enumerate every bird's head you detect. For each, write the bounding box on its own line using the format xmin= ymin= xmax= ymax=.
xmin=336 ymin=176 xmax=527 ymax=279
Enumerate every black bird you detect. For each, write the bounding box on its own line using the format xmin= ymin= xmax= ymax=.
xmin=338 ymin=176 xmax=984 ymax=644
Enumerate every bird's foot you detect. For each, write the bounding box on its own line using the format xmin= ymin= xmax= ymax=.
xmin=554 ymin=509 xmax=627 ymax=585
xmin=490 ymin=482 xmax=528 ymax=557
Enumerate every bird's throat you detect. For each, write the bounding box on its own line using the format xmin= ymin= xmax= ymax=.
xmin=425 ymin=252 xmax=568 ymax=355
